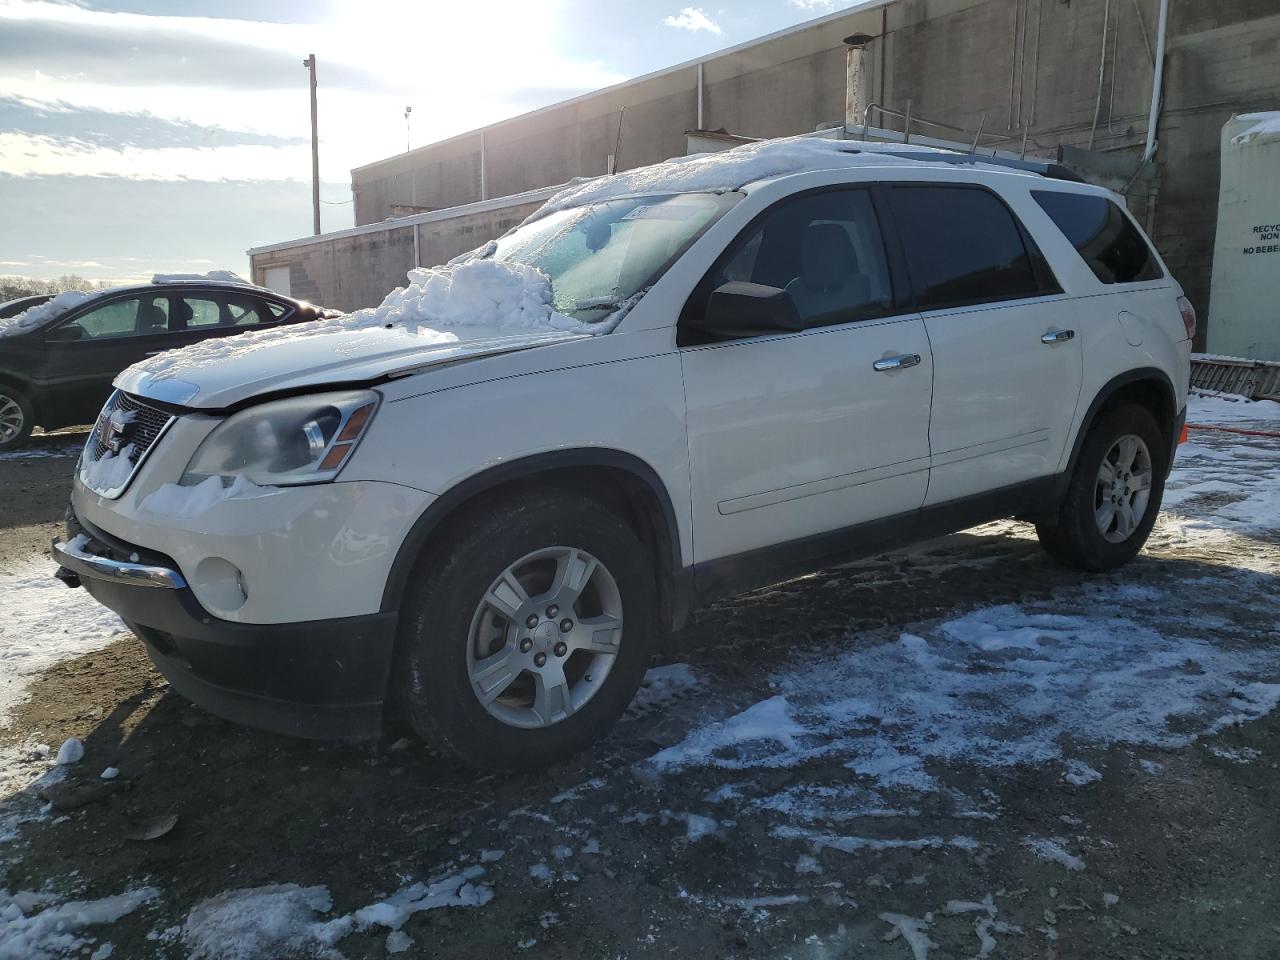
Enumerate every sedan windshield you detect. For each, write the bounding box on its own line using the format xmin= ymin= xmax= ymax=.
xmin=488 ymin=192 xmax=739 ymax=323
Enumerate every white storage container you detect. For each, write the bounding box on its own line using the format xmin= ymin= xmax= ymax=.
xmin=1207 ymin=112 xmax=1280 ymax=361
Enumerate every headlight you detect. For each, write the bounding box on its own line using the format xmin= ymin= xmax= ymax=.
xmin=181 ymin=390 xmax=380 ymax=487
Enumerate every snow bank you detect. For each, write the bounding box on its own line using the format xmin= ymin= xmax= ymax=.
xmin=0 ymin=885 xmax=158 ymax=960
xmin=1230 ymin=111 xmax=1280 ymax=146
xmin=140 ymin=475 xmax=273 ymax=519
xmin=152 ymin=271 xmax=250 ymax=285
xmin=530 ymin=136 xmax=960 ymax=222
xmin=1187 ymin=392 xmax=1280 ymax=423
xmin=128 ymin=257 xmax=586 ymax=385
xmin=0 ymin=291 xmax=91 ymax=338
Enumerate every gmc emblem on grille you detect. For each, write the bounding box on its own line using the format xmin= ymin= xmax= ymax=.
xmin=104 ymin=409 xmax=134 ymax=454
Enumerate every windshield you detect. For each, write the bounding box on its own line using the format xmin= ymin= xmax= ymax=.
xmin=487 ymin=192 xmax=739 ymax=323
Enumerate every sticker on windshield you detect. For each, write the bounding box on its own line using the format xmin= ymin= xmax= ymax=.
xmin=622 ymin=203 xmax=704 ymax=221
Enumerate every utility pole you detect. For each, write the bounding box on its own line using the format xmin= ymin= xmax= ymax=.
xmin=404 ymin=105 xmax=412 ymax=152
xmin=303 ymin=53 xmax=320 ymax=236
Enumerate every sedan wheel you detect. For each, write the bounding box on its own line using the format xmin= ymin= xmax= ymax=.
xmin=0 ymin=391 xmax=33 ymax=451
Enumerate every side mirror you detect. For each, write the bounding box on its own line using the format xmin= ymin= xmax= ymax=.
xmin=48 ymin=323 xmax=85 ymax=342
xmin=694 ymin=281 xmax=805 ymax=340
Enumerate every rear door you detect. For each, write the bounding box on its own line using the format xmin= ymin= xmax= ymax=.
xmin=888 ymin=184 xmax=1083 ymax=505
xmin=681 ymin=186 xmax=934 ymax=565
xmin=161 ymin=290 xmax=293 ymax=352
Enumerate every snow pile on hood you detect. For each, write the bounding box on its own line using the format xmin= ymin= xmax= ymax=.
xmin=151 ymin=270 xmax=251 ymax=285
xmin=530 ymin=136 xmax=958 ymax=222
xmin=0 ymin=291 xmax=92 ymax=338
xmin=1231 ymin=111 xmax=1280 ymax=146
xmin=128 ymin=257 xmax=584 ymax=384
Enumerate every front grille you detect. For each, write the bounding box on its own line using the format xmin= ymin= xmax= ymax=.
xmin=82 ymin=391 xmax=176 ymax=497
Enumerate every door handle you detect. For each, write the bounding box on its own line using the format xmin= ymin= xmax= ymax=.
xmin=873 ymin=353 xmax=922 ymax=372
xmin=1041 ymin=329 xmax=1075 ymax=344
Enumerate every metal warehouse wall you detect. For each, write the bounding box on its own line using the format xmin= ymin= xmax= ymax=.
xmin=259 ymin=0 xmax=1280 ymax=338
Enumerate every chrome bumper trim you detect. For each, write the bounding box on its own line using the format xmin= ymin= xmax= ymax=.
xmin=52 ymin=537 xmax=188 ymax=590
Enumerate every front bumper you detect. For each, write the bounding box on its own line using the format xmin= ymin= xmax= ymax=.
xmin=56 ymin=517 xmax=397 ymax=739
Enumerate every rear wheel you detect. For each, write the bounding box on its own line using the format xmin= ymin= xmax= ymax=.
xmin=0 ymin=388 xmax=33 ymax=452
xmin=394 ymin=488 xmax=656 ymax=771
xmin=1036 ymin=404 xmax=1166 ymax=571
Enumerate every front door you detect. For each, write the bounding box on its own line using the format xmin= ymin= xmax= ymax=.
xmin=680 ymin=187 xmax=934 ymax=565
xmin=887 ymin=184 xmax=1083 ymax=505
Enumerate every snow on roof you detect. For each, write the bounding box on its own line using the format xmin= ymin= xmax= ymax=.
xmin=127 ymin=257 xmax=591 ymax=383
xmin=527 ymin=136 xmax=962 ymax=222
xmin=151 ymin=270 xmax=254 ymax=285
xmin=0 ymin=290 xmax=93 ymax=338
xmin=1231 ymin=111 xmax=1280 ymax=146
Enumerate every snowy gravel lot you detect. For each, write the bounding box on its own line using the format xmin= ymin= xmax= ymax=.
xmin=1 ymin=395 xmax=1279 ymax=959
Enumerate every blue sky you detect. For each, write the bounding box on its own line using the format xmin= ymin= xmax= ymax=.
xmin=0 ymin=0 xmax=861 ymax=284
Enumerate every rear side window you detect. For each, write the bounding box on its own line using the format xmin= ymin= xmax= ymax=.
xmin=1032 ymin=191 xmax=1163 ymax=283
xmin=892 ymin=186 xmax=1044 ymax=310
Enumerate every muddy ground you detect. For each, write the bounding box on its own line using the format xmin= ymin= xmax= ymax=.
xmin=1 ymin=421 xmax=1279 ymax=959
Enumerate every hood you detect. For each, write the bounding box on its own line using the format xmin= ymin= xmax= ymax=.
xmin=115 ymin=324 xmax=588 ymax=409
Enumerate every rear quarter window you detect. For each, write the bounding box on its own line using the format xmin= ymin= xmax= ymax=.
xmin=1032 ymin=191 xmax=1163 ymax=284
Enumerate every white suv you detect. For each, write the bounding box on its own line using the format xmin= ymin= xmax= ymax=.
xmin=54 ymin=140 xmax=1194 ymax=770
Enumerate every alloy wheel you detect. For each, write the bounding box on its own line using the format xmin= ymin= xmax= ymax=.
xmin=1094 ymin=433 xmax=1153 ymax=543
xmin=466 ymin=546 xmax=624 ymax=729
xmin=0 ymin=395 xmax=24 ymax=444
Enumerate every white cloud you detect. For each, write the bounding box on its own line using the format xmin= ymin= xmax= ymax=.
xmin=662 ymin=7 xmax=722 ymax=35
xmin=789 ymin=0 xmax=838 ymax=9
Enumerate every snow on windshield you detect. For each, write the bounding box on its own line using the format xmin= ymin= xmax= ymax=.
xmin=0 ymin=291 xmax=93 ymax=338
xmin=528 ymin=135 xmax=954 ymax=223
xmin=127 ymin=257 xmax=588 ymax=383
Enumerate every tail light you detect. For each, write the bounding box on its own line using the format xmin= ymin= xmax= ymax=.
xmin=1176 ymin=296 xmax=1196 ymax=341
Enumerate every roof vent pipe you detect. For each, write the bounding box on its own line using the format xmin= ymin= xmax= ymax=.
xmin=844 ymin=33 xmax=874 ymax=132
xmin=1142 ymin=0 xmax=1169 ymax=162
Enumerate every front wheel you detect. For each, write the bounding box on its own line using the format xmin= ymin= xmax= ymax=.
xmin=1036 ymin=404 xmax=1167 ymax=572
xmin=0 ymin=388 xmax=34 ymax=452
xmin=394 ymin=488 xmax=657 ymax=771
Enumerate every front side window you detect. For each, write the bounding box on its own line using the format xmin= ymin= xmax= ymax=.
xmin=892 ymin=186 xmax=1042 ymax=310
xmin=489 ymin=192 xmax=738 ymax=324
xmin=66 ymin=297 xmax=169 ymax=340
xmin=690 ymin=187 xmax=894 ymax=332
xmin=1033 ymin=191 xmax=1163 ymax=284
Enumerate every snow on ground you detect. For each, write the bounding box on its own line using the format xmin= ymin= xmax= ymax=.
xmin=0 ymin=884 xmax=159 ymax=960
xmin=0 ymin=441 xmax=84 ymax=462
xmin=179 ymin=867 xmax=492 ymax=960
xmin=0 ymin=291 xmax=93 ymax=338
xmin=0 ymin=561 xmax=126 ymax=725
xmin=641 ymin=586 xmax=1280 ymax=787
xmin=1186 ymin=392 xmax=1280 ymax=424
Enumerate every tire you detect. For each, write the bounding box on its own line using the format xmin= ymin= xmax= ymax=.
xmin=394 ymin=487 xmax=657 ymax=771
xmin=0 ymin=387 xmax=34 ymax=452
xmin=1036 ymin=404 xmax=1167 ymax=572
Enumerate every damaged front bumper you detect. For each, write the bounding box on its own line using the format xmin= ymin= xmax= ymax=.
xmin=53 ymin=513 xmax=397 ymax=740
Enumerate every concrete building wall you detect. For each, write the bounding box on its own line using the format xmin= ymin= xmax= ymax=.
xmin=251 ymin=197 xmax=546 ymax=312
xmin=259 ymin=0 xmax=1278 ymax=343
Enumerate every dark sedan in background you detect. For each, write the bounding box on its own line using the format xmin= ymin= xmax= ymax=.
xmin=0 ymin=280 xmax=337 ymax=451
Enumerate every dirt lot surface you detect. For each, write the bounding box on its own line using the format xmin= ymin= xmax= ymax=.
xmin=2 ymin=400 xmax=1279 ymax=959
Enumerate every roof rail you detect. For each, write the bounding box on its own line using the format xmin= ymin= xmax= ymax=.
xmin=846 ymin=148 xmax=1086 ymax=183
